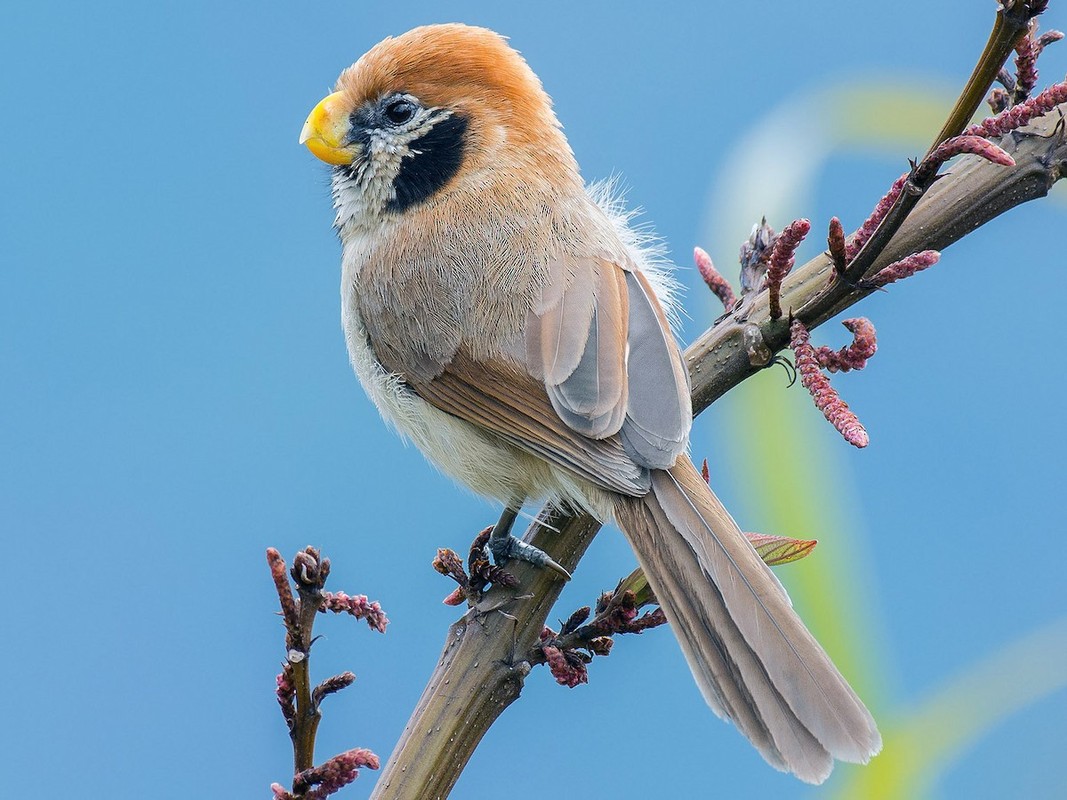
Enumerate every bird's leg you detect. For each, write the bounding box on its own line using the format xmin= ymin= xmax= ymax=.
xmin=487 ymin=502 xmax=571 ymax=581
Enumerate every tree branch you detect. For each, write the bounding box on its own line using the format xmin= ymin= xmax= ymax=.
xmin=690 ymin=111 xmax=1067 ymax=412
xmin=370 ymin=507 xmax=600 ymax=799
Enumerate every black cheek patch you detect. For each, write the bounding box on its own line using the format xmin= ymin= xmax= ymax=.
xmin=348 ymin=106 xmax=376 ymax=146
xmin=388 ymin=113 xmax=468 ymax=213
xmin=335 ymin=112 xmax=374 ymax=183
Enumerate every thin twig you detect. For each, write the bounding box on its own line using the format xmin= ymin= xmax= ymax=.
xmin=269 ymin=547 xmax=384 ymax=798
xmin=841 ymin=2 xmax=1039 ymax=287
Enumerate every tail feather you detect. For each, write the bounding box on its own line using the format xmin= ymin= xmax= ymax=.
xmin=626 ymin=497 xmax=792 ymax=771
xmin=614 ymin=457 xmax=881 ymax=784
xmin=637 ymin=490 xmax=834 ymax=782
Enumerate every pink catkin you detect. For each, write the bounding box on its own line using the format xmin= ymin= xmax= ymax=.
xmin=320 ymin=591 xmax=389 ymax=633
xmin=694 ymin=246 xmax=737 ymax=310
xmin=967 ymin=78 xmax=1067 ymax=137
xmin=542 ymin=645 xmax=587 ymax=688
xmin=267 ymin=548 xmax=300 ymax=631
xmin=814 ymin=318 xmax=877 ymax=373
xmin=276 ymin=669 xmax=295 ymax=704
xmin=314 ymin=672 xmax=356 ymax=701
xmin=295 ymin=748 xmax=381 ymax=800
xmin=921 ymin=136 xmax=1015 ymax=180
xmin=766 ymin=218 xmax=810 ymax=320
xmin=276 ymin=667 xmax=296 ymax=727
xmin=1014 ymin=33 xmax=1040 ymax=100
xmin=847 ymin=175 xmax=907 ymax=261
xmin=871 ymin=250 xmax=940 ymax=287
xmin=791 ymin=319 xmax=869 ymax=448
xmin=1037 ymin=30 xmax=1065 ymax=50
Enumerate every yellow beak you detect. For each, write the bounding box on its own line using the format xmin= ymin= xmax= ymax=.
xmin=299 ymin=92 xmax=358 ymax=165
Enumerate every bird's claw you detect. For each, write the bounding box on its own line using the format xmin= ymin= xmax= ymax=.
xmin=488 ymin=534 xmax=571 ymax=581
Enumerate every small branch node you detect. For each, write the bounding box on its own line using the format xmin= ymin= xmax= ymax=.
xmin=738 ymin=218 xmax=777 ymax=296
xmin=742 ymin=323 xmax=772 ymax=367
xmin=827 ymin=216 xmax=848 ymax=276
xmin=529 ymin=576 xmax=667 ymax=688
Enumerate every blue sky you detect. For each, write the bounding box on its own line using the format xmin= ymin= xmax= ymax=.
xmin=3 ymin=2 xmax=1065 ymax=798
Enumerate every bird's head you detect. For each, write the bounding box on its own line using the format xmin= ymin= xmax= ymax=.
xmin=300 ymin=24 xmax=579 ymax=223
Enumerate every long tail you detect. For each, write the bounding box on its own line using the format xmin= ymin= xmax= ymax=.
xmin=613 ymin=456 xmax=881 ymax=784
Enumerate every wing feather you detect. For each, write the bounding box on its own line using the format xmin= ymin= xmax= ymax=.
xmin=527 ymin=257 xmax=631 ymax=440
xmin=412 ymin=351 xmax=650 ymax=496
xmin=618 ymin=270 xmax=691 ymax=468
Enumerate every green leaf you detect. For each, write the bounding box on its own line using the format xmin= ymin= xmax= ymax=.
xmin=744 ymin=532 xmax=818 ymax=565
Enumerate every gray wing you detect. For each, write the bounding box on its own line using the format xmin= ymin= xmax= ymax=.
xmin=526 ymin=255 xmax=691 ymax=470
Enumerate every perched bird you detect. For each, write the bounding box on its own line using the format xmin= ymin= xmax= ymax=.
xmin=300 ymin=23 xmax=880 ymax=783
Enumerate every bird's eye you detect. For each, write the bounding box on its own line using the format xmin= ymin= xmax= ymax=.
xmin=384 ymin=99 xmax=417 ymax=126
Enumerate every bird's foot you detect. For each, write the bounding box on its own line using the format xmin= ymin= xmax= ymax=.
xmin=486 ymin=505 xmax=570 ymax=581
xmin=487 ymin=533 xmax=571 ymax=581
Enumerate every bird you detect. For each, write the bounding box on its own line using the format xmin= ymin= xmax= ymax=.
xmin=299 ymin=23 xmax=881 ymax=783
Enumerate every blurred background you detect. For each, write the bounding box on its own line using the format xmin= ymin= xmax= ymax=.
xmin=2 ymin=2 xmax=1064 ymax=797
